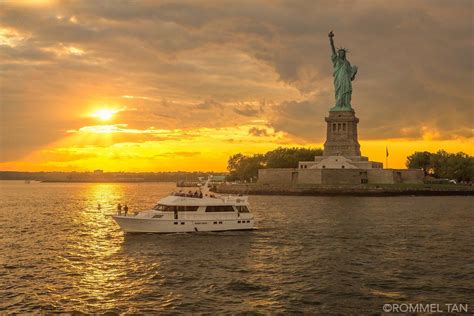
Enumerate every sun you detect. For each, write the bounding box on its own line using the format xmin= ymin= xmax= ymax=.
xmin=91 ymin=109 xmax=118 ymax=121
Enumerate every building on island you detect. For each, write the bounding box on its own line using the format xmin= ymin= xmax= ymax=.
xmin=258 ymin=31 xmax=424 ymax=186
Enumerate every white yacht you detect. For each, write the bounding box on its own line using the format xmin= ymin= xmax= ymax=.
xmin=112 ymin=181 xmax=254 ymax=233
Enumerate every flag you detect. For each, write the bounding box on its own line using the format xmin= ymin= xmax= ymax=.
xmin=386 ymin=146 xmax=389 ymax=157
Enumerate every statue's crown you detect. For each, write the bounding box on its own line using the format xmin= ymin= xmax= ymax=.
xmin=337 ymin=47 xmax=348 ymax=53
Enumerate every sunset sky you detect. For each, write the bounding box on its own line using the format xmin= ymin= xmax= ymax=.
xmin=0 ymin=0 xmax=472 ymax=172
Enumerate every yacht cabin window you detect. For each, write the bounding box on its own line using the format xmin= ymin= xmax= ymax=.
xmin=205 ymin=206 xmax=235 ymax=212
xmin=235 ymin=205 xmax=250 ymax=213
xmin=153 ymin=204 xmax=198 ymax=212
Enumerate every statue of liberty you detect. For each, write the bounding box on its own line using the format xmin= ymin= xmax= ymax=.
xmin=328 ymin=31 xmax=358 ymax=111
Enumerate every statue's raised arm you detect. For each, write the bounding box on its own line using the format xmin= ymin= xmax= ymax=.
xmin=328 ymin=31 xmax=336 ymax=55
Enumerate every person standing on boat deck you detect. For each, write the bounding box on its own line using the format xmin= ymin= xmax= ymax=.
xmin=174 ymin=207 xmax=178 ymax=220
xmin=117 ymin=203 xmax=122 ymax=215
xmin=124 ymin=205 xmax=129 ymax=216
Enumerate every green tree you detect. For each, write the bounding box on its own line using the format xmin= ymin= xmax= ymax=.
xmin=227 ymin=153 xmax=245 ymax=174
xmin=430 ymin=150 xmax=450 ymax=178
xmin=227 ymin=153 xmax=264 ymax=181
xmin=265 ymin=147 xmax=323 ymax=168
xmin=226 ymin=147 xmax=323 ymax=181
xmin=406 ymin=150 xmax=473 ymax=182
xmin=406 ymin=151 xmax=432 ymax=175
xmin=445 ymin=152 xmax=474 ymax=182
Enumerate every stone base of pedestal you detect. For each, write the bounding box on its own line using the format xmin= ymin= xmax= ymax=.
xmin=323 ymin=110 xmax=361 ymax=157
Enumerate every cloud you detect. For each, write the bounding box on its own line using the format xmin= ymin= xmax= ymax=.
xmin=233 ymin=103 xmax=262 ymax=117
xmin=0 ymin=0 xmax=472 ymax=164
xmin=268 ymin=98 xmax=327 ymax=141
xmin=194 ymin=99 xmax=222 ymax=110
xmin=248 ymin=127 xmax=268 ymax=137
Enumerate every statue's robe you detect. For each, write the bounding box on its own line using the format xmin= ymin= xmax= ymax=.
xmin=331 ymin=53 xmax=357 ymax=109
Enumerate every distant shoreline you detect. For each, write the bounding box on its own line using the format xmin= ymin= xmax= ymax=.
xmin=215 ymin=183 xmax=474 ymax=197
xmin=0 ymin=171 xmax=225 ymax=183
xmin=0 ymin=179 xmax=177 ymax=183
xmin=40 ymin=180 xmax=173 ymax=183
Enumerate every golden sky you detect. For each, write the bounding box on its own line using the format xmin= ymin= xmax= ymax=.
xmin=0 ymin=0 xmax=472 ymax=172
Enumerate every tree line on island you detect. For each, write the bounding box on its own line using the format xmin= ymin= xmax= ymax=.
xmin=227 ymin=147 xmax=323 ymax=181
xmin=406 ymin=150 xmax=473 ymax=182
xmin=227 ymin=147 xmax=473 ymax=182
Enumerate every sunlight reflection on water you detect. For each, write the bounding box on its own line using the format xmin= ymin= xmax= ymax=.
xmin=0 ymin=181 xmax=473 ymax=313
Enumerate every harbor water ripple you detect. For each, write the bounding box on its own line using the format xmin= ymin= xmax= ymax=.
xmin=0 ymin=181 xmax=473 ymax=313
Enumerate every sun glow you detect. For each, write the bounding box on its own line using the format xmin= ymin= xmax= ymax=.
xmin=90 ymin=109 xmax=120 ymax=121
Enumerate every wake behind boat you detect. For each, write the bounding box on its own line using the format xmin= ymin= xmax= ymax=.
xmin=112 ymin=180 xmax=254 ymax=233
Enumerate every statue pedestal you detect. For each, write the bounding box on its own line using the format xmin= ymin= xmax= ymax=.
xmin=323 ymin=110 xmax=361 ymax=156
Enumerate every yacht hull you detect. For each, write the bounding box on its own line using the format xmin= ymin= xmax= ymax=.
xmin=113 ymin=216 xmax=254 ymax=233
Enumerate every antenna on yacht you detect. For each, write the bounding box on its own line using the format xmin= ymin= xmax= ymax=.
xmin=245 ymin=184 xmax=250 ymax=196
xmin=200 ymin=176 xmax=212 ymax=196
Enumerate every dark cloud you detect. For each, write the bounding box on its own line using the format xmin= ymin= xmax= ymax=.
xmin=233 ymin=103 xmax=262 ymax=117
xmin=194 ymin=99 xmax=222 ymax=110
xmin=248 ymin=127 xmax=268 ymax=137
xmin=269 ymin=98 xmax=326 ymax=141
xmin=0 ymin=0 xmax=472 ymax=162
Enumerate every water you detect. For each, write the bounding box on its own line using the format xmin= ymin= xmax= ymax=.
xmin=0 ymin=181 xmax=473 ymax=313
